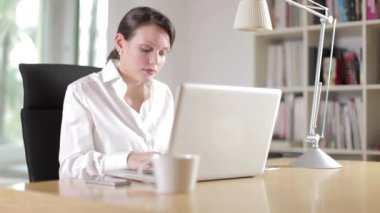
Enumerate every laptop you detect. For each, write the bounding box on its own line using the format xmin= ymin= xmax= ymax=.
xmin=107 ymin=83 xmax=281 ymax=181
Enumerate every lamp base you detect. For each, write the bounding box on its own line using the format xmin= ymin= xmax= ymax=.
xmin=290 ymin=147 xmax=342 ymax=169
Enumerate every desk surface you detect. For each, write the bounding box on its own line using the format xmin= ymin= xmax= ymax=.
xmin=1 ymin=158 xmax=380 ymax=213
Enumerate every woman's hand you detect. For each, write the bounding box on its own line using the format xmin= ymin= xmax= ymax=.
xmin=127 ymin=151 xmax=159 ymax=170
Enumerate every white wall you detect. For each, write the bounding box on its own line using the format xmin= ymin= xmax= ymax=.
xmin=108 ymin=0 xmax=253 ymax=92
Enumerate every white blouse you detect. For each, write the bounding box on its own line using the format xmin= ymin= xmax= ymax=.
xmin=59 ymin=60 xmax=174 ymax=179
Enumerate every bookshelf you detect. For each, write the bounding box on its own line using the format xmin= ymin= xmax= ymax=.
xmin=254 ymin=0 xmax=380 ymax=161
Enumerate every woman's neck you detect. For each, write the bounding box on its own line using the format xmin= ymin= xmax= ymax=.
xmin=125 ymin=85 xmax=149 ymax=113
xmin=118 ymin=68 xmax=150 ymax=113
xmin=123 ymin=78 xmax=149 ymax=113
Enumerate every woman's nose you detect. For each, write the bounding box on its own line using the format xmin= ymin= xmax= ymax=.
xmin=148 ymin=53 xmax=159 ymax=65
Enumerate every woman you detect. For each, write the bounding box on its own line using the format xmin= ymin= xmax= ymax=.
xmin=59 ymin=6 xmax=176 ymax=178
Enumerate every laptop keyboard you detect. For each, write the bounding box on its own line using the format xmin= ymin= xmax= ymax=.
xmin=107 ymin=169 xmax=155 ymax=183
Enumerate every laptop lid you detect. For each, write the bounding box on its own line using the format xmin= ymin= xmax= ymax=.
xmin=168 ymin=83 xmax=281 ymax=180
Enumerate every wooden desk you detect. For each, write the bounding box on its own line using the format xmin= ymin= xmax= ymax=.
xmin=1 ymin=158 xmax=380 ymax=212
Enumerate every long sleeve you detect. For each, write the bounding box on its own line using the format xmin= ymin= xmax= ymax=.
xmin=59 ymin=84 xmax=129 ymax=179
xmin=58 ymin=61 xmax=174 ymax=179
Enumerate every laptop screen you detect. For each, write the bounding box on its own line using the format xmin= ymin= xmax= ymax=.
xmin=168 ymin=83 xmax=281 ymax=180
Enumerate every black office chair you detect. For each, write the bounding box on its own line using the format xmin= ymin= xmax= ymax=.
xmin=19 ymin=63 xmax=101 ymax=182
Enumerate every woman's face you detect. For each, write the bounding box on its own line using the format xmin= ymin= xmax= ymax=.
xmin=116 ymin=24 xmax=171 ymax=85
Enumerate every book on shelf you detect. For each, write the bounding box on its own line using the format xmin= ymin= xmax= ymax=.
xmin=293 ymin=97 xmax=307 ymax=141
xmin=266 ymin=0 xmax=276 ymax=29
xmin=343 ymin=105 xmax=353 ymax=150
xmin=267 ymin=44 xmax=285 ymax=88
xmin=354 ymin=97 xmax=364 ymax=147
xmin=354 ymin=0 xmax=360 ymax=20
xmin=334 ymin=102 xmax=344 ymax=149
xmin=274 ymin=0 xmax=287 ymax=29
xmin=369 ymin=146 xmax=380 ymax=151
xmin=335 ymin=49 xmax=345 ymax=85
xmin=269 ymin=70 xmax=363 ymax=151
xmin=334 ymin=0 xmax=342 ymax=21
xmin=309 ymin=47 xmax=361 ymax=86
xmin=284 ymin=40 xmax=303 ymax=87
xmin=272 ymin=94 xmax=306 ymax=143
xmin=347 ymin=100 xmax=361 ymax=150
xmin=347 ymin=0 xmax=358 ymax=21
xmin=313 ymin=0 xmax=362 ymax=24
xmin=308 ymin=47 xmax=332 ymax=85
xmin=270 ymin=0 xmax=364 ymax=25
xmin=367 ymin=0 xmax=380 ymax=20
xmin=367 ymin=0 xmax=378 ymax=20
xmin=343 ymin=51 xmax=360 ymax=85
xmin=319 ymin=98 xmax=363 ymax=150
xmin=322 ymin=57 xmax=337 ymax=85
xmin=267 ymin=41 xmax=303 ymax=88
xmin=273 ymin=100 xmax=287 ymax=140
xmin=326 ymin=0 xmax=334 ymax=18
xmin=268 ymin=0 xmax=302 ymax=28
xmin=320 ymin=101 xmax=333 ymax=148
xmin=339 ymin=0 xmax=348 ymax=22
xmin=287 ymin=0 xmax=301 ymax=27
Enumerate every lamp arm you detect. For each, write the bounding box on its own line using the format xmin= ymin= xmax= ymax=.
xmin=281 ymin=0 xmax=337 ymax=147
xmin=321 ymin=19 xmax=337 ymax=137
xmin=282 ymin=0 xmax=333 ymax=23
xmin=309 ymin=21 xmax=327 ymax=135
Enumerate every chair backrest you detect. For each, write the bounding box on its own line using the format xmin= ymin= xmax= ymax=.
xmin=19 ymin=63 xmax=101 ymax=182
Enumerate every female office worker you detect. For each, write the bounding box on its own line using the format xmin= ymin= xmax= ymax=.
xmin=59 ymin=6 xmax=176 ymax=178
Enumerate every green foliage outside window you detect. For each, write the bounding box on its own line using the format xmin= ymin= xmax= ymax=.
xmin=0 ymin=0 xmax=40 ymax=144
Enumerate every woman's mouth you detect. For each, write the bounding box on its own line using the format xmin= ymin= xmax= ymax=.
xmin=143 ymin=68 xmax=156 ymax=76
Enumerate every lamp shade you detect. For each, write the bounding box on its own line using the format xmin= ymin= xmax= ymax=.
xmin=233 ymin=0 xmax=273 ymax=31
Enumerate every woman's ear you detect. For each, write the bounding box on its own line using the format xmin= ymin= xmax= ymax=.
xmin=115 ymin=33 xmax=125 ymax=55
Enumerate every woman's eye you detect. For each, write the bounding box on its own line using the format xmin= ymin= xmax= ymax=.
xmin=159 ymin=50 xmax=168 ymax=56
xmin=140 ymin=47 xmax=151 ymax=52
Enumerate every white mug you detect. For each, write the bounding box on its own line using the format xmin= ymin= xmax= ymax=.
xmin=139 ymin=154 xmax=200 ymax=194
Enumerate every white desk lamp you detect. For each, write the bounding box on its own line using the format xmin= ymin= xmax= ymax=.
xmin=234 ymin=0 xmax=342 ymax=169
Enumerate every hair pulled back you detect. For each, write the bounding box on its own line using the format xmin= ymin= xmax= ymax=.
xmin=107 ymin=7 xmax=175 ymax=61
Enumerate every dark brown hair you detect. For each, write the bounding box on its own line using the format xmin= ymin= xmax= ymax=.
xmin=107 ymin=6 xmax=176 ymax=61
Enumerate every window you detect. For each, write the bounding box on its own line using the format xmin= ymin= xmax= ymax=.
xmin=0 ymin=0 xmax=108 ymax=184
xmin=0 ymin=0 xmax=41 ymax=185
xmin=0 ymin=0 xmax=40 ymax=146
xmin=78 ymin=0 xmax=108 ymax=67
xmin=0 ymin=0 xmax=108 ymax=146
